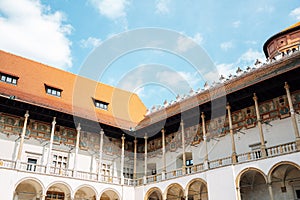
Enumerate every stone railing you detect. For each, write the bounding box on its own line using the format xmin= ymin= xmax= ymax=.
xmin=0 ymin=141 xmax=298 ymax=187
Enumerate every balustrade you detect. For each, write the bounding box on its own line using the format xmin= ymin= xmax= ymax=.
xmin=0 ymin=141 xmax=298 ymax=186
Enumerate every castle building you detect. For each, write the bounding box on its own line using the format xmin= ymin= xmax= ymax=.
xmin=0 ymin=23 xmax=300 ymax=200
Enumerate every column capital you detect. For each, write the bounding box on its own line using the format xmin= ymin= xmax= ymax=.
xmin=226 ymin=103 xmax=231 ymax=110
xmin=253 ymin=93 xmax=258 ymax=101
xmin=144 ymin=135 xmax=148 ymax=140
xmin=201 ymin=112 xmax=205 ymax=119
xmin=76 ymin=123 xmax=81 ymax=131
xmin=121 ymin=134 xmax=125 ymax=140
xmin=134 ymin=137 xmax=138 ymax=143
xmin=161 ymin=128 xmax=165 ymax=134
xmin=100 ymin=128 xmax=104 ymax=135
xmin=24 ymin=110 xmax=29 ymax=118
xmin=180 ymin=119 xmax=184 ymax=126
xmin=284 ymin=81 xmax=289 ymax=90
xmin=52 ymin=117 xmax=56 ymax=125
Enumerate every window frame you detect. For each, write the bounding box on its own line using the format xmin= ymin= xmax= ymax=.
xmin=93 ymin=98 xmax=109 ymax=111
xmin=0 ymin=72 xmax=18 ymax=85
xmin=45 ymin=84 xmax=62 ymax=98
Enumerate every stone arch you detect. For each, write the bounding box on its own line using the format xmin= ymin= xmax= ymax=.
xmin=74 ymin=184 xmax=98 ymax=200
xmin=144 ymin=187 xmax=163 ymax=200
xmin=267 ymin=161 xmax=300 ymax=200
xmin=99 ymin=188 xmax=120 ymax=200
xmin=164 ymin=183 xmax=184 ymax=200
xmin=46 ymin=181 xmax=73 ymax=200
xmin=185 ymin=178 xmax=208 ymax=200
xmin=14 ymin=177 xmax=44 ymax=200
xmin=236 ymin=167 xmax=268 ymax=200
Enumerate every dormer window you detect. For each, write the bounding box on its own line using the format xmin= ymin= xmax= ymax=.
xmin=0 ymin=72 xmax=18 ymax=85
xmin=45 ymin=85 xmax=62 ymax=97
xmin=94 ymin=99 xmax=109 ymax=111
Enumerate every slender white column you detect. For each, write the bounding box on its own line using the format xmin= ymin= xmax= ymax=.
xmin=121 ymin=134 xmax=125 ymax=184
xmin=181 ymin=120 xmax=186 ymax=174
xmin=284 ymin=82 xmax=300 ymax=148
xmin=268 ymin=182 xmax=274 ymax=200
xmin=73 ymin=123 xmax=81 ymax=173
xmin=201 ymin=112 xmax=209 ymax=168
xmin=133 ymin=138 xmax=137 ymax=179
xmin=253 ymin=93 xmax=266 ymax=157
xmin=46 ymin=117 xmax=56 ymax=172
xmin=161 ymin=128 xmax=166 ymax=180
xmin=143 ymin=135 xmax=148 ymax=184
xmin=16 ymin=110 xmax=29 ymax=161
xmin=98 ymin=129 xmax=104 ymax=181
xmin=226 ymin=104 xmax=237 ymax=164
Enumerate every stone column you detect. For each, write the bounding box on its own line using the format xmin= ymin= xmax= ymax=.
xmin=268 ymin=182 xmax=274 ymax=200
xmin=121 ymin=134 xmax=125 ymax=184
xmin=73 ymin=123 xmax=81 ymax=175
xmin=226 ymin=104 xmax=237 ymax=164
xmin=133 ymin=138 xmax=137 ymax=179
xmin=253 ymin=93 xmax=267 ymax=157
xmin=284 ymin=82 xmax=300 ymax=148
xmin=181 ymin=120 xmax=186 ymax=174
xmin=46 ymin=117 xmax=56 ymax=173
xmin=16 ymin=110 xmax=29 ymax=161
xmin=144 ymin=135 xmax=148 ymax=184
xmin=162 ymin=128 xmax=166 ymax=180
xmin=98 ymin=129 xmax=104 ymax=181
xmin=201 ymin=112 xmax=209 ymax=169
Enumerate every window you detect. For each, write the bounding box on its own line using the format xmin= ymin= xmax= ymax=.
xmin=186 ymin=159 xmax=193 ymax=166
xmin=46 ymin=191 xmax=64 ymax=200
xmin=51 ymin=152 xmax=68 ymax=175
xmin=27 ymin=158 xmax=37 ymax=171
xmin=45 ymin=85 xmax=62 ymax=97
xmin=0 ymin=72 xmax=18 ymax=85
xmin=94 ymin=99 xmax=109 ymax=110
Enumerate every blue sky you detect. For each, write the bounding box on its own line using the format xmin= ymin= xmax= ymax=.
xmin=1 ymin=0 xmax=300 ymax=109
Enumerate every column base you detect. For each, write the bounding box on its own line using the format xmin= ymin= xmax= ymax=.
xmin=296 ymin=137 xmax=300 ymax=150
xmin=143 ymin=176 xmax=147 ymax=184
xmin=204 ymin=159 xmax=209 ymax=170
xmin=232 ymin=152 xmax=237 ymax=164
xmin=161 ymin=170 xmax=166 ymax=180
xmin=261 ymin=145 xmax=267 ymax=158
xmin=182 ymin=166 xmax=186 ymax=175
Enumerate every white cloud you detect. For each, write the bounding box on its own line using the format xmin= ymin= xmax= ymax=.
xmin=89 ymin=0 xmax=129 ymax=20
xmin=256 ymin=5 xmax=274 ymax=13
xmin=238 ymin=48 xmax=265 ymax=64
xmin=213 ymin=48 xmax=265 ymax=78
xmin=176 ymin=33 xmax=203 ymax=53
xmin=220 ymin=41 xmax=233 ymax=51
xmin=290 ymin=7 xmax=300 ymax=20
xmin=80 ymin=37 xmax=102 ymax=49
xmin=232 ymin=20 xmax=241 ymax=28
xmin=156 ymin=70 xmax=200 ymax=89
xmin=193 ymin=33 xmax=204 ymax=45
xmin=156 ymin=0 xmax=170 ymax=15
xmin=0 ymin=0 xmax=72 ymax=69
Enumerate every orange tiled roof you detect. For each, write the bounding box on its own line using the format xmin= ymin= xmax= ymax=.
xmin=0 ymin=50 xmax=146 ymax=129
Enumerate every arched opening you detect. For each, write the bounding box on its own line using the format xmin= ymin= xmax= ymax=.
xmin=145 ymin=187 xmax=163 ymax=200
xmin=166 ymin=183 xmax=184 ymax=200
xmin=239 ymin=168 xmax=268 ymax=200
xmin=14 ymin=178 xmax=43 ymax=200
xmin=46 ymin=182 xmax=71 ymax=200
xmin=100 ymin=189 xmax=119 ymax=200
xmin=269 ymin=162 xmax=300 ymax=200
xmin=74 ymin=186 xmax=97 ymax=200
xmin=186 ymin=179 xmax=208 ymax=200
